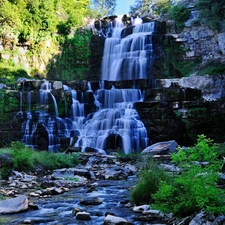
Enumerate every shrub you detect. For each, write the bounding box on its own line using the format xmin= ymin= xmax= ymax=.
xmin=11 ymin=141 xmax=34 ymax=171
xmin=152 ymin=135 xmax=225 ymax=217
xmin=131 ymin=158 xmax=171 ymax=205
xmin=197 ymin=61 xmax=225 ymax=76
xmin=196 ymin=0 xmax=225 ymax=31
xmin=32 ymin=151 xmax=79 ymax=171
xmin=169 ymin=5 xmax=190 ymax=32
xmin=0 ymin=141 xmax=80 ymax=179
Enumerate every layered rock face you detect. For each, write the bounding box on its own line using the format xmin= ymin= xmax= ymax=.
xmin=0 ymin=10 xmax=225 ymax=150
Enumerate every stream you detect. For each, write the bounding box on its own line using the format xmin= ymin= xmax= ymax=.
xmin=0 ymin=176 xmax=155 ymax=225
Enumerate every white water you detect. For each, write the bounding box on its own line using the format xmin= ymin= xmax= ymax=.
xmin=21 ymin=18 xmax=152 ymax=154
xmin=101 ymin=19 xmax=155 ymax=81
xmin=74 ymin=86 xmax=148 ymax=154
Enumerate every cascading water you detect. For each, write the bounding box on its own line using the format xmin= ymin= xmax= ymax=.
xmin=21 ymin=81 xmax=67 ymax=152
xmin=101 ymin=18 xmax=155 ymax=81
xmin=74 ymin=84 xmax=148 ymax=154
xmin=20 ymin=17 xmax=154 ymax=154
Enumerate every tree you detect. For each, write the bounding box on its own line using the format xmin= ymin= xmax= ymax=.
xmin=196 ymin=0 xmax=225 ymax=30
xmin=91 ymin=0 xmax=117 ymax=17
xmin=129 ymin=0 xmax=180 ymax=16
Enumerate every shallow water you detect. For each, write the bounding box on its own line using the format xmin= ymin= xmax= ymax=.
xmin=0 ymin=177 xmax=147 ymax=225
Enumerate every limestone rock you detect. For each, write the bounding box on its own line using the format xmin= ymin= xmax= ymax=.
xmin=133 ymin=205 xmax=150 ymax=213
xmin=142 ymin=140 xmax=178 ymax=155
xmin=0 ymin=195 xmax=29 ymax=214
xmin=103 ymin=215 xmax=131 ymax=225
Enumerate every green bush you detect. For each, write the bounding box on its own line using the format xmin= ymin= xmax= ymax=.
xmin=197 ymin=61 xmax=225 ymax=76
xmin=169 ymin=5 xmax=190 ymax=32
xmin=196 ymin=0 xmax=225 ymax=31
xmin=11 ymin=141 xmax=34 ymax=171
xmin=131 ymin=158 xmax=171 ymax=205
xmin=32 ymin=151 xmax=79 ymax=170
xmin=0 ymin=141 xmax=80 ymax=178
xmin=152 ymin=135 xmax=225 ymax=216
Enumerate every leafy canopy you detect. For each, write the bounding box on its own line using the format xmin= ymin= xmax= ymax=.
xmin=129 ymin=0 xmax=181 ymax=16
xmin=0 ymin=0 xmax=92 ymax=43
xmin=196 ymin=0 xmax=225 ymax=30
xmin=90 ymin=0 xmax=117 ymax=17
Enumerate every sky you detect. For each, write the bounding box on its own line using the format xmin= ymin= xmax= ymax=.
xmin=115 ymin=0 xmax=136 ymax=15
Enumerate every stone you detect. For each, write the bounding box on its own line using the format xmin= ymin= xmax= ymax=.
xmin=0 ymin=195 xmax=29 ymax=214
xmin=80 ymin=197 xmax=103 ymax=205
xmin=30 ymin=192 xmax=40 ymax=197
xmin=104 ymin=166 xmax=128 ymax=180
xmin=217 ymin=33 xmax=225 ymax=55
xmin=53 ymin=81 xmax=63 ymax=90
xmin=159 ymin=164 xmax=181 ymax=172
xmin=133 ymin=205 xmax=150 ymax=213
xmin=72 ymin=207 xmax=82 ymax=216
xmin=142 ymin=140 xmax=178 ymax=155
xmin=142 ymin=209 xmax=165 ymax=219
xmin=103 ymin=215 xmax=131 ymax=225
xmin=76 ymin=211 xmax=91 ymax=220
xmin=69 ymin=168 xmax=92 ymax=179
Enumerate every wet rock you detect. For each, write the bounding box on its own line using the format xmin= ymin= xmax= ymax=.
xmin=103 ymin=215 xmax=131 ymax=225
xmin=28 ymin=202 xmax=39 ymax=210
xmin=72 ymin=207 xmax=82 ymax=216
xmin=80 ymin=197 xmax=103 ymax=205
xmin=76 ymin=211 xmax=91 ymax=220
xmin=105 ymin=166 xmax=128 ymax=180
xmin=133 ymin=205 xmax=150 ymax=213
xmin=0 ymin=195 xmax=29 ymax=214
xmin=47 ymin=187 xmax=63 ymax=195
xmin=69 ymin=168 xmax=92 ymax=179
xmin=142 ymin=209 xmax=165 ymax=218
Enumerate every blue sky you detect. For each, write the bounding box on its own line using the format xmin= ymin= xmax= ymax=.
xmin=115 ymin=0 xmax=136 ymax=15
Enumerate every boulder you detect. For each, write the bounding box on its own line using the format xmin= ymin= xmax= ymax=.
xmin=76 ymin=211 xmax=91 ymax=220
xmin=0 ymin=195 xmax=29 ymax=214
xmin=142 ymin=140 xmax=178 ymax=155
xmin=103 ymin=215 xmax=131 ymax=225
xmin=133 ymin=205 xmax=150 ymax=213
xmin=80 ymin=197 xmax=103 ymax=205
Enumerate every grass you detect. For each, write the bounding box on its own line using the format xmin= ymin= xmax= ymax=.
xmin=0 ymin=141 xmax=80 ymax=179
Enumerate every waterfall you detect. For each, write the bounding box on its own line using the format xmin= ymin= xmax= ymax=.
xmin=20 ymin=17 xmax=152 ymax=154
xmin=74 ymin=86 xmax=148 ymax=154
xmin=21 ymin=81 xmax=66 ymax=151
xmin=101 ymin=19 xmax=155 ymax=81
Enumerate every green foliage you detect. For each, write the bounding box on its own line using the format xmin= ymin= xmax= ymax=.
xmin=0 ymin=0 xmax=92 ymax=81
xmin=152 ymin=135 xmax=225 ymax=216
xmin=0 ymin=65 xmax=29 ymax=84
xmin=0 ymin=90 xmax=20 ymax=123
xmin=196 ymin=0 xmax=225 ymax=31
xmin=32 ymin=151 xmax=79 ymax=170
xmin=11 ymin=141 xmax=34 ymax=171
xmin=197 ymin=61 xmax=225 ymax=76
xmin=47 ymin=29 xmax=92 ymax=81
xmin=161 ymin=38 xmax=201 ymax=78
xmin=168 ymin=4 xmax=190 ymax=32
xmin=131 ymin=158 xmax=171 ymax=205
xmin=0 ymin=141 xmax=80 ymax=179
xmin=129 ymin=0 xmax=174 ymax=16
xmin=91 ymin=0 xmax=116 ymax=17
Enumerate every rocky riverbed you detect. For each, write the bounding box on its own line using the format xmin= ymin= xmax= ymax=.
xmin=0 ymin=151 xmax=171 ymax=225
xmin=1 ymin=141 xmax=225 ymax=225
